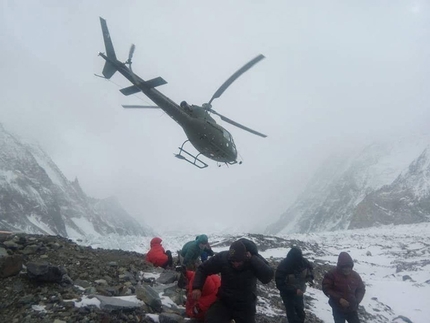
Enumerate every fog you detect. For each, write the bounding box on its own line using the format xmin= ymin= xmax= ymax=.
xmin=1 ymin=1 xmax=429 ymax=233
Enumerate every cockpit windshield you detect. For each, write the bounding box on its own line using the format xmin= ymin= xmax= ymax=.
xmin=222 ymin=129 xmax=233 ymax=142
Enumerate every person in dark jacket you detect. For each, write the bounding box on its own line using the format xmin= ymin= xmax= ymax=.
xmin=275 ymin=247 xmax=314 ymax=323
xmin=322 ymin=252 xmax=366 ymax=323
xmin=191 ymin=238 xmax=274 ymax=323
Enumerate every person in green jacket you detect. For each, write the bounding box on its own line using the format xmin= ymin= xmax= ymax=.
xmin=180 ymin=234 xmax=210 ymax=270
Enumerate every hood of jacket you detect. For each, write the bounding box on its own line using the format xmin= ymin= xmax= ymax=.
xmin=150 ymin=237 xmax=162 ymax=247
xmin=196 ymin=234 xmax=208 ymax=245
xmin=337 ymin=252 xmax=354 ymax=268
xmin=286 ymin=246 xmax=303 ymax=262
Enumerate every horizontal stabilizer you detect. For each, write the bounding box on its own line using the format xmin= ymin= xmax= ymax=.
xmin=122 ymin=105 xmax=159 ymax=109
xmin=120 ymin=85 xmax=141 ymax=96
xmin=145 ymin=77 xmax=167 ymax=88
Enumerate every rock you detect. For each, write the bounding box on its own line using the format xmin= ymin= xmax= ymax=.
xmin=75 ymin=279 xmax=91 ymax=288
xmin=136 ymin=284 xmax=162 ymax=313
xmin=156 ymin=270 xmax=178 ymax=284
xmin=163 ymin=284 xmax=186 ymax=306
xmin=20 ymin=245 xmax=40 ymax=255
xmin=0 ymin=231 xmax=12 ymax=242
xmin=18 ymin=294 xmax=35 ymax=305
xmin=94 ymin=295 xmax=142 ymax=311
xmin=61 ymin=274 xmax=74 ymax=285
xmin=393 ymin=315 xmax=413 ymax=323
xmin=3 ymin=240 xmax=21 ymax=250
xmin=27 ymin=262 xmax=63 ymax=282
xmin=95 ymin=279 xmax=108 ymax=285
xmin=402 ymin=275 xmax=413 ymax=281
xmin=0 ymin=254 xmax=23 ymax=278
xmin=159 ymin=313 xmax=184 ymax=323
xmin=0 ymin=247 xmax=8 ymax=257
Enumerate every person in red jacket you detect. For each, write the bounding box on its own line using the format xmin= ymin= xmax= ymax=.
xmin=179 ymin=269 xmax=220 ymax=321
xmin=322 ymin=252 xmax=366 ymax=323
xmin=145 ymin=237 xmax=173 ymax=269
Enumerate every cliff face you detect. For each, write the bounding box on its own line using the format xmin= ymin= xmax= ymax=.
xmin=266 ymin=135 xmax=430 ymax=234
xmin=349 ymin=148 xmax=430 ymax=228
xmin=0 ymin=124 xmax=152 ymax=238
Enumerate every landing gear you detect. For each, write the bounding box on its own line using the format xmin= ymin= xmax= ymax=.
xmin=216 ymin=160 xmax=242 ymax=167
xmin=175 ymin=140 xmax=208 ymax=169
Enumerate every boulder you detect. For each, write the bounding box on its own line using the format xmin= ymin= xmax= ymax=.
xmin=0 ymin=254 xmax=23 ymax=278
xmin=27 ymin=262 xmax=63 ymax=282
xmin=136 ymin=284 xmax=162 ymax=312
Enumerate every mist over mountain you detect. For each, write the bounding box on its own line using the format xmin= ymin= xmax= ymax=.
xmin=266 ymin=134 xmax=430 ymax=234
xmin=0 ymin=124 xmax=152 ymax=238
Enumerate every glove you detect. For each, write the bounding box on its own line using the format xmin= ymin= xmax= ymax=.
xmin=191 ymin=289 xmax=202 ymax=300
xmin=339 ymin=298 xmax=350 ymax=308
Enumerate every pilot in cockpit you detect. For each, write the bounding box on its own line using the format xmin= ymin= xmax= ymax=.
xmin=180 ymin=101 xmax=193 ymax=114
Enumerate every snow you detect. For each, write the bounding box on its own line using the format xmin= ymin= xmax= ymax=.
xmin=145 ymin=314 xmax=159 ymax=322
xmin=26 ymin=215 xmax=56 ymax=235
xmin=280 ymin=223 xmax=430 ymax=323
xmin=70 ymin=217 xmax=101 ymax=237
xmin=30 ymin=146 xmax=66 ymax=188
xmin=142 ymin=272 xmax=161 ymax=280
xmin=31 ymin=305 xmax=47 ymax=313
xmin=74 ymin=295 xmax=101 ymax=308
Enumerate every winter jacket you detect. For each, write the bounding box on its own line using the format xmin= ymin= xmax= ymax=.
xmin=146 ymin=237 xmax=168 ymax=267
xmin=192 ymin=240 xmax=273 ymax=312
xmin=185 ymin=270 xmax=220 ymax=321
xmin=275 ymin=247 xmax=314 ymax=297
xmin=322 ymin=252 xmax=366 ymax=313
xmin=181 ymin=235 xmax=209 ymax=269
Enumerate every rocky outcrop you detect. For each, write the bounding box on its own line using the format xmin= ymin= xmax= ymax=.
xmin=0 ymin=233 xmax=330 ymax=323
xmin=0 ymin=124 xmax=152 ymax=238
xmin=349 ymin=148 xmax=430 ymax=228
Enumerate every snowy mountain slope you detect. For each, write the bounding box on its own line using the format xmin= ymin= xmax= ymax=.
xmin=266 ymin=135 xmax=430 ymax=234
xmin=350 ymin=147 xmax=430 ymax=228
xmin=0 ymin=124 xmax=152 ymax=238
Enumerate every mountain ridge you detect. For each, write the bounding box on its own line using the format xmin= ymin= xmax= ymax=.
xmin=266 ymin=134 xmax=430 ymax=234
xmin=0 ymin=124 xmax=152 ymax=238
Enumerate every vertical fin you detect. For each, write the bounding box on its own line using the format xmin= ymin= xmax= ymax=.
xmin=99 ymin=17 xmax=117 ymax=79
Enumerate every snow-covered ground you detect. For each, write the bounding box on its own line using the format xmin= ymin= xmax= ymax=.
xmin=280 ymin=223 xmax=430 ymax=323
xmin=74 ymin=222 xmax=430 ymax=322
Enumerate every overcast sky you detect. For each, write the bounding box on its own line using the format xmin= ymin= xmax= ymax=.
xmin=1 ymin=1 xmax=429 ymax=233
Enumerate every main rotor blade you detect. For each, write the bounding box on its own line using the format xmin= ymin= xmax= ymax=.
xmin=211 ymin=109 xmax=267 ymax=138
xmin=208 ymin=54 xmax=265 ymax=105
xmin=122 ymin=105 xmax=159 ymax=109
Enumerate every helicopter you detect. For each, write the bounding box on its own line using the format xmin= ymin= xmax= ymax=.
xmin=97 ymin=17 xmax=267 ymax=168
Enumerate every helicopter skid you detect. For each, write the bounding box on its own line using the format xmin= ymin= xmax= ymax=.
xmin=175 ymin=141 xmax=208 ymax=169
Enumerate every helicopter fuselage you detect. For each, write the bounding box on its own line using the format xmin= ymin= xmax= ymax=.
xmin=99 ymin=53 xmax=238 ymax=163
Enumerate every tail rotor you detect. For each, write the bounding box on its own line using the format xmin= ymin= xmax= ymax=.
xmin=125 ymin=44 xmax=135 ymax=71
